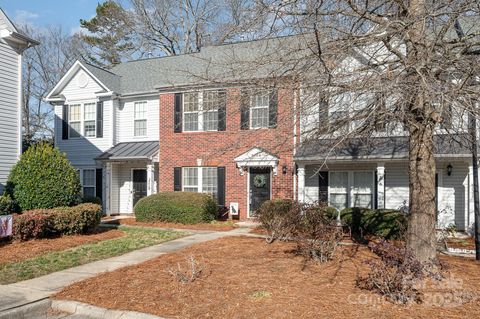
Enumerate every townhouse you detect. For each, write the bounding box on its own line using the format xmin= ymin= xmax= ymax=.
xmin=47 ymin=33 xmax=477 ymax=230
xmin=0 ymin=8 xmax=38 ymax=193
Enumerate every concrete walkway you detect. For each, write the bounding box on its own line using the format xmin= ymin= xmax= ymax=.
xmin=0 ymin=227 xmax=253 ymax=317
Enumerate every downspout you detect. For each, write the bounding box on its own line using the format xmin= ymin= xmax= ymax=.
xmin=293 ymin=88 xmax=298 ymax=201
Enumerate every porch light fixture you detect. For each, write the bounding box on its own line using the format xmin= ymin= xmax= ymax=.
xmin=447 ymin=164 xmax=453 ymax=176
xmin=282 ymin=165 xmax=288 ymax=175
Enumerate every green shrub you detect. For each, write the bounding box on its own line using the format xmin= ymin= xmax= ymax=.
xmin=13 ymin=210 xmax=54 ymax=241
xmin=51 ymin=203 xmax=102 ymax=235
xmin=339 ymin=208 xmax=407 ymax=239
xmin=12 ymin=203 xmax=101 ymax=241
xmin=0 ymin=193 xmax=19 ymax=215
xmin=81 ymin=196 xmax=103 ymax=205
xmin=7 ymin=142 xmax=81 ymax=211
xmin=134 ymin=192 xmax=217 ymax=224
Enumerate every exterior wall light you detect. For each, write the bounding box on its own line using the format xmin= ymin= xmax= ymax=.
xmin=447 ymin=164 xmax=453 ymax=176
xmin=282 ymin=165 xmax=288 ymax=175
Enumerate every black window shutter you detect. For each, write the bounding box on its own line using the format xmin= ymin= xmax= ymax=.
xmin=174 ymin=167 xmax=182 ymax=191
xmin=217 ymin=90 xmax=227 ymax=131
xmin=269 ymin=88 xmax=278 ymax=128
xmin=174 ymin=93 xmax=183 ymax=133
xmin=318 ymin=171 xmax=329 ymax=203
xmin=62 ymin=105 xmax=69 ymax=140
xmin=217 ymin=166 xmax=226 ymax=207
xmin=240 ymin=89 xmax=250 ymax=130
xmin=319 ymin=95 xmax=328 ymax=133
xmin=96 ymin=101 xmax=104 ymax=138
xmin=96 ymin=168 xmax=103 ymax=199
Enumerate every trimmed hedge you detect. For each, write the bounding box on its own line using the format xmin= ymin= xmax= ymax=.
xmin=339 ymin=207 xmax=407 ymax=239
xmin=0 ymin=193 xmax=19 ymax=215
xmin=7 ymin=142 xmax=81 ymax=210
xmin=134 ymin=192 xmax=217 ymax=224
xmin=12 ymin=203 xmax=102 ymax=241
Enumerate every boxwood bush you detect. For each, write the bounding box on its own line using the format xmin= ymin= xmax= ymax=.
xmin=0 ymin=193 xmax=19 ymax=215
xmin=134 ymin=192 xmax=217 ymax=224
xmin=12 ymin=203 xmax=102 ymax=241
xmin=339 ymin=207 xmax=407 ymax=239
xmin=7 ymin=142 xmax=81 ymax=211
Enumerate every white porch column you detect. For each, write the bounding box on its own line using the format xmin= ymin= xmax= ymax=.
xmin=147 ymin=164 xmax=155 ymax=196
xmin=376 ymin=163 xmax=385 ymax=209
xmin=105 ymin=162 xmax=112 ymax=215
xmin=468 ymin=165 xmax=474 ymax=230
xmin=297 ymin=163 xmax=306 ymax=203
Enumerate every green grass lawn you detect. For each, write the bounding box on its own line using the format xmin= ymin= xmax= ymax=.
xmin=0 ymin=227 xmax=185 ymax=284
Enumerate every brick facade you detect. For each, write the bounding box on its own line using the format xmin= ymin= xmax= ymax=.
xmin=159 ymin=87 xmax=296 ymax=220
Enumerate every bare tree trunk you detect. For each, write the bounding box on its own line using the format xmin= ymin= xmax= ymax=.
xmin=407 ymin=119 xmax=437 ymax=262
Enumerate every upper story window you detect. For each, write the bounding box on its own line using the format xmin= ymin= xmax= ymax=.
xmin=69 ymin=104 xmax=82 ymax=138
xmin=134 ymin=101 xmax=147 ymax=137
xmin=250 ymin=91 xmax=270 ymax=129
xmin=182 ymin=90 xmax=223 ymax=132
xmin=83 ymin=103 xmax=96 ymax=137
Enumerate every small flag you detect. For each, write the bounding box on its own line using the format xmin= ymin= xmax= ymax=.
xmin=0 ymin=215 xmax=13 ymax=237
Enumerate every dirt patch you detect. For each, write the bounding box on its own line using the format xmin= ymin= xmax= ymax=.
xmin=0 ymin=228 xmax=125 ymax=265
xmin=55 ymin=236 xmax=480 ymax=319
xmin=104 ymin=218 xmax=237 ymax=231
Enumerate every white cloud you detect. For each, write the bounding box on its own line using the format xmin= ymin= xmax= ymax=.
xmin=14 ymin=10 xmax=40 ymax=26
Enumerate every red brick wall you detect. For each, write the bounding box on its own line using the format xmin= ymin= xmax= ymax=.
xmin=159 ymin=88 xmax=296 ymax=220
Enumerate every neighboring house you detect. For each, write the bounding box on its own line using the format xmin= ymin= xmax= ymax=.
xmin=0 ymin=8 xmax=38 ymax=194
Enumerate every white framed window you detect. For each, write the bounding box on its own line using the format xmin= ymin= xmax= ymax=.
xmin=182 ymin=167 xmax=218 ymax=199
xmin=82 ymin=169 xmax=96 ymax=198
xmin=69 ymin=104 xmax=81 ymax=138
xmin=183 ymin=90 xmax=223 ymax=132
xmin=183 ymin=92 xmax=200 ymax=132
xmin=134 ymin=101 xmax=148 ymax=137
xmin=250 ymin=90 xmax=269 ymax=129
xmin=329 ymin=171 xmax=374 ymax=211
xmin=352 ymin=171 xmax=374 ymax=208
xmin=83 ymin=103 xmax=96 ymax=137
xmin=329 ymin=172 xmax=348 ymax=211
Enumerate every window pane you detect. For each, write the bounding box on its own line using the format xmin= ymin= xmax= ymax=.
xmin=84 ymin=120 xmax=96 ymax=137
xmin=330 ymin=194 xmax=347 ymax=211
xmin=184 ymin=92 xmax=199 ymax=112
xmin=330 ymin=172 xmax=348 ymax=193
xmin=70 ymin=105 xmax=81 ymax=121
xmin=203 ymin=111 xmax=218 ymax=131
xmin=353 ymin=172 xmax=373 ymax=193
xmin=202 ymin=167 xmax=218 ymax=199
xmin=84 ymin=103 xmax=96 ymax=121
xmin=352 ymin=194 xmax=372 ymax=208
xmin=134 ymin=102 xmax=147 ymax=119
xmin=69 ymin=122 xmax=81 ymax=138
xmin=83 ymin=169 xmax=95 ymax=186
xmin=184 ymin=187 xmax=198 ymax=192
xmin=83 ymin=187 xmax=95 ymax=198
xmin=203 ymin=91 xmax=221 ymax=111
xmin=251 ymin=107 xmax=269 ymax=128
xmin=134 ymin=119 xmax=147 ymax=136
xmin=183 ymin=168 xmax=198 ymax=188
xmin=253 ymin=91 xmax=269 ymax=108
xmin=184 ymin=113 xmax=199 ymax=131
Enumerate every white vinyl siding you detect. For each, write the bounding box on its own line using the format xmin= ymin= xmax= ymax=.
xmin=182 ymin=167 xmax=218 ymax=199
xmin=115 ymin=97 xmax=159 ymax=143
xmin=0 ymin=39 xmax=20 ymax=193
xmin=250 ymin=91 xmax=269 ymax=129
xmin=134 ymin=101 xmax=147 ymax=137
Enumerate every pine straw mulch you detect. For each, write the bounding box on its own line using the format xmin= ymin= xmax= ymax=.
xmin=103 ymin=217 xmax=237 ymax=231
xmin=446 ymin=237 xmax=476 ymax=250
xmin=0 ymin=228 xmax=125 ymax=265
xmin=55 ymin=236 xmax=480 ymax=319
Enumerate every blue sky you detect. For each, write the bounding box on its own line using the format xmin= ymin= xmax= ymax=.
xmin=0 ymin=0 xmax=101 ymax=34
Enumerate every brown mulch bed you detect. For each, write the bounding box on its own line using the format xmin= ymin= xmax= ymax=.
xmin=104 ymin=218 xmax=237 ymax=231
xmin=249 ymin=227 xmax=267 ymax=235
xmin=0 ymin=228 xmax=125 ymax=265
xmin=55 ymin=236 xmax=480 ymax=319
